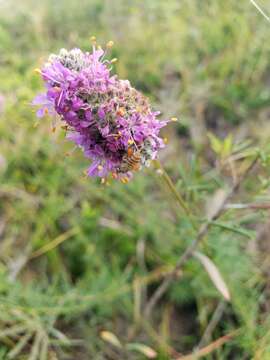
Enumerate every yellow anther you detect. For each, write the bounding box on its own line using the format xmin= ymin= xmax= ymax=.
xmin=117 ymin=107 xmax=125 ymax=117
xmin=171 ymin=117 xmax=178 ymax=122
xmin=97 ymin=45 xmax=102 ymax=50
xmin=34 ymin=68 xmax=42 ymax=74
xmin=51 ymin=127 xmax=56 ymax=133
xmin=111 ymin=58 xmax=118 ymax=64
xmin=106 ymin=40 xmax=114 ymax=48
xmin=44 ymin=108 xmax=49 ymax=115
xmin=101 ymin=178 xmax=106 ymax=184
xmin=120 ymin=177 xmax=129 ymax=184
xmin=97 ymin=165 xmax=103 ymax=171
xmin=90 ymin=37 xmax=97 ymax=47
xmin=163 ymin=137 xmax=168 ymax=144
xmin=128 ymin=139 xmax=134 ymax=145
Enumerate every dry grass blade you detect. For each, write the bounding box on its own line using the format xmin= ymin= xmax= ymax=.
xmin=133 ymin=278 xmax=142 ymax=323
xmin=250 ymin=0 xmax=270 ymax=23
xmin=0 ymin=185 xmax=39 ymax=205
xmin=49 ymin=328 xmax=71 ymax=345
xmin=197 ymin=300 xmax=226 ymax=348
xmin=176 ymin=330 xmax=238 ymax=360
xmin=206 ymin=189 xmax=227 ymax=220
xmin=126 ymin=343 xmax=157 ymax=359
xmin=40 ymin=335 xmax=49 ymax=360
xmin=30 ymin=228 xmax=78 ymax=259
xmin=0 ymin=325 xmax=27 ymax=338
xmin=29 ymin=331 xmax=43 ymax=360
xmin=141 ymin=319 xmax=180 ymax=357
xmin=0 ymin=217 xmax=6 ymax=238
xmin=8 ymin=245 xmax=32 ymax=281
xmin=7 ymin=332 xmax=32 ymax=359
xmin=225 ymin=202 xmax=270 ymax=210
xmin=100 ymin=331 xmax=123 ymax=349
xmin=99 ymin=217 xmax=133 ymax=236
xmin=139 ymin=265 xmax=179 ymax=286
xmin=194 ymin=252 xmax=231 ymax=301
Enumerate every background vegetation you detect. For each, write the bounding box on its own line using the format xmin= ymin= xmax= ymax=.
xmin=1 ymin=0 xmax=270 ymax=358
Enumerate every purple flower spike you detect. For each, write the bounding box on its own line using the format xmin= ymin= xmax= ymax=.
xmin=33 ymin=43 xmax=169 ymax=182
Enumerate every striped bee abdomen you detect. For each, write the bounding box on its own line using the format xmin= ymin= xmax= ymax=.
xmin=119 ymin=148 xmax=142 ymax=173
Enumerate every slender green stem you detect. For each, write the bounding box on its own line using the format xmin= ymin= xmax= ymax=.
xmin=153 ymin=160 xmax=197 ymax=230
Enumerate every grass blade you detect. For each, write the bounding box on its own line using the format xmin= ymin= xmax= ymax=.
xmin=29 ymin=331 xmax=43 ymax=360
xmin=7 ymin=332 xmax=32 ymax=359
xmin=0 ymin=325 xmax=27 ymax=338
xmin=176 ymin=330 xmax=238 ymax=360
xmin=194 ymin=251 xmax=231 ymax=301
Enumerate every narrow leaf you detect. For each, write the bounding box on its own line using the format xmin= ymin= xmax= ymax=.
xmin=29 ymin=331 xmax=43 ymax=360
xmin=7 ymin=332 xmax=32 ymax=359
xmin=50 ymin=328 xmax=70 ymax=344
xmin=194 ymin=252 xmax=231 ymax=301
xmin=127 ymin=343 xmax=157 ymax=358
xmin=40 ymin=336 xmax=49 ymax=360
xmin=0 ymin=325 xmax=27 ymax=338
xmin=208 ymin=133 xmax=222 ymax=154
xmin=100 ymin=331 xmax=122 ymax=349
xmin=222 ymin=134 xmax=233 ymax=158
xmin=206 ymin=189 xmax=227 ymax=220
xmin=176 ymin=330 xmax=238 ymax=360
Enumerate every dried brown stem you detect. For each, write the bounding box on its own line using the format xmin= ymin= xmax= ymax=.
xmin=176 ymin=330 xmax=239 ymax=360
xmin=197 ymin=300 xmax=226 ymax=349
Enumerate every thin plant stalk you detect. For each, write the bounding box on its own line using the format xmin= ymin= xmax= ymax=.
xmin=153 ymin=160 xmax=197 ymax=229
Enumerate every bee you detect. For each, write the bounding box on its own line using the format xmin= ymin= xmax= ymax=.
xmin=119 ymin=147 xmax=142 ymax=173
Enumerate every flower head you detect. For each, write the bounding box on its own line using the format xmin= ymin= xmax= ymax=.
xmin=33 ymin=41 xmax=168 ymax=181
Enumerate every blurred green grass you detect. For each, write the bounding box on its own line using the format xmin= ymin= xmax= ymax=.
xmin=1 ymin=0 xmax=270 ymax=358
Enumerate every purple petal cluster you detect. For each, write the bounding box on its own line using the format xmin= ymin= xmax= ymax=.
xmin=33 ymin=45 xmax=168 ymax=181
